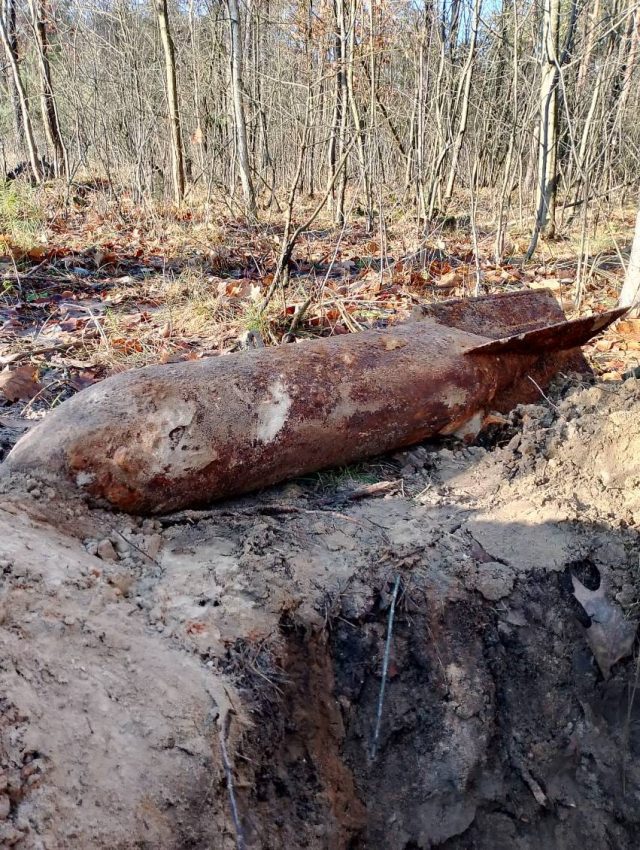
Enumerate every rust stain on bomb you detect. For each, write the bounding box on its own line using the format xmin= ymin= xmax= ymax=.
xmin=3 ymin=291 xmax=625 ymax=514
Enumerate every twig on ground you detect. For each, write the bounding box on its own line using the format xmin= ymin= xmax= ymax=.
xmin=334 ymin=297 xmax=363 ymax=332
xmin=283 ymin=294 xmax=313 ymax=341
xmin=112 ymin=528 xmax=162 ymax=568
xmin=370 ymin=574 xmax=402 ymax=761
xmin=157 ymin=502 xmax=365 ymax=528
xmin=622 ymin=647 xmax=640 ymax=794
xmin=21 ymin=379 xmax=64 ymax=416
xmin=0 ymin=341 xmax=79 ymax=365
xmin=219 ymin=711 xmax=247 ymax=850
xmin=527 ymin=375 xmax=562 ymax=414
xmin=346 ymin=480 xmax=401 ymax=501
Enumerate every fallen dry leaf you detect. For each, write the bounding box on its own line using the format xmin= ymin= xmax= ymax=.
xmin=529 ymin=278 xmax=563 ymax=291
xmin=595 ymin=339 xmax=614 ymax=352
xmin=616 ymin=318 xmax=640 ymax=339
xmin=69 ymin=371 xmax=101 ymax=391
xmin=571 ymin=575 xmax=637 ymax=678
xmin=437 ymin=270 xmax=463 ymax=289
xmin=0 ymin=365 xmax=43 ymax=401
xmin=111 ymin=337 xmax=143 ymax=354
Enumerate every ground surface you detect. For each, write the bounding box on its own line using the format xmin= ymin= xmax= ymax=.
xmin=1 ymin=190 xmax=639 ymax=847
xmin=0 ymin=372 xmax=639 ymax=849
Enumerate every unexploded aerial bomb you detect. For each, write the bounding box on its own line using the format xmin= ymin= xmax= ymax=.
xmin=3 ymin=290 xmax=625 ymax=514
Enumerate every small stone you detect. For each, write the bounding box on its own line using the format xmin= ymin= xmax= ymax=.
xmin=112 ymin=536 xmax=130 ymax=555
xmin=506 ymin=433 xmax=521 ymax=453
xmin=405 ymin=451 xmax=425 ymax=468
xmin=96 ymin=539 xmax=117 ymax=561
xmin=30 ymin=488 xmax=41 ymax=499
xmin=504 ymin=609 xmax=527 ymax=627
xmin=0 ymin=794 xmax=10 ymax=820
xmin=111 ymin=574 xmax=134 ymax=597
xmin=84 ymin=540 xmax=98 ymax=556
xmin=615 ymin=584 xmax=636 ymax=608
xmin=6 ymin=772 xmax=21 ymax=797
xmin=145 ymin=534 xmax=163 ymax=560
xmin=475 ymin=562 xmax=515 ymax=602
xmin=0 ymin=823 xmax=23 ymax=845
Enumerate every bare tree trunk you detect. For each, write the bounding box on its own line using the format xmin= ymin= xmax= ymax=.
xmin=613 ymin=4 xmax=639 ymax=130
xmin=426 ymin=13 xmax=450 ymax=217
xmin=526 ymin=0 xmax=560 ymax=260
xmin=495 ymin=0 xmax=519 ymax=263
xmin=326 ymin=16 xmax=340 ymax=215
xmin=155 ymin=0 xmax=185 ymax=204
xmin=2 ymin=0 xmax=23 ymax=153
xmin=346 ymin=0 xmax=372 ymax=230
xmin=0 ymin=7 xmax=42 ymax=182
xmin=227 ymin=0 xmax=256 ymax=220
xmin=442 ymin=0 xmax=481 ymax=210
xmin=332 ymin=0 xmax=348 ymax=226
xmin=29 ymin=0 xmax=66 ymax=178
xmin=619 ymin=201 xmax=640 ymax=308
xmin=576 ymin=0 xmax=600 ymax=95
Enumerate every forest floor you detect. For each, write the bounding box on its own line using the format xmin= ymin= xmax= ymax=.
xmin=1 ymin=184 xmax=640 ymax=849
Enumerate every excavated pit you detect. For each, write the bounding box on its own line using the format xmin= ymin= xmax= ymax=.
xmin=1 ymin=374 xmax=640 ymax=848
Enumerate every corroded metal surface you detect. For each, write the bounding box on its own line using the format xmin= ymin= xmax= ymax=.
xmin=3 ymin=291 xmax=624 ymax=514
xmin=421 ymin=289 xmax=568 ymax=338
xmin=468 ymin=308 xmax=627 ymax=355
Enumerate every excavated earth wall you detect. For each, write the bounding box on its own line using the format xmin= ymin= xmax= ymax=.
xmin=0 ymin=375 xmax=639 ymax=848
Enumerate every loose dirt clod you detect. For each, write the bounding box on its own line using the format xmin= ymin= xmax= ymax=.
xmin=1 ymin=375 xmax=639 ymax=848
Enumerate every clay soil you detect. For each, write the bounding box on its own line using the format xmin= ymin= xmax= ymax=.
xmin=1 ymin=373 xmax=640 ymax=849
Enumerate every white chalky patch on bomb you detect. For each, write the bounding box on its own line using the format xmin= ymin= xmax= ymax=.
xmin=256 ymin=380 xmax=292 ymax=443
xmin=76 ymin=472 xmax=96 ymax=487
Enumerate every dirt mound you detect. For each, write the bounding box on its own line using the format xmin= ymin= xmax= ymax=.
xmin=453 ymin=377 xmax=640 ymax=526
xmin=1 ymin=376 xmax=639 ymax=848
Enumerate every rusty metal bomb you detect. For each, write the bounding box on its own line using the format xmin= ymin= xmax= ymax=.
xmin=3 ymin=290 xmax=625 ymax=514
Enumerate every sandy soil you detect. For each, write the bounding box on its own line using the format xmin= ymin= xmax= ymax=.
xmin=1 ymin=374 xmax=639 ymax=849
